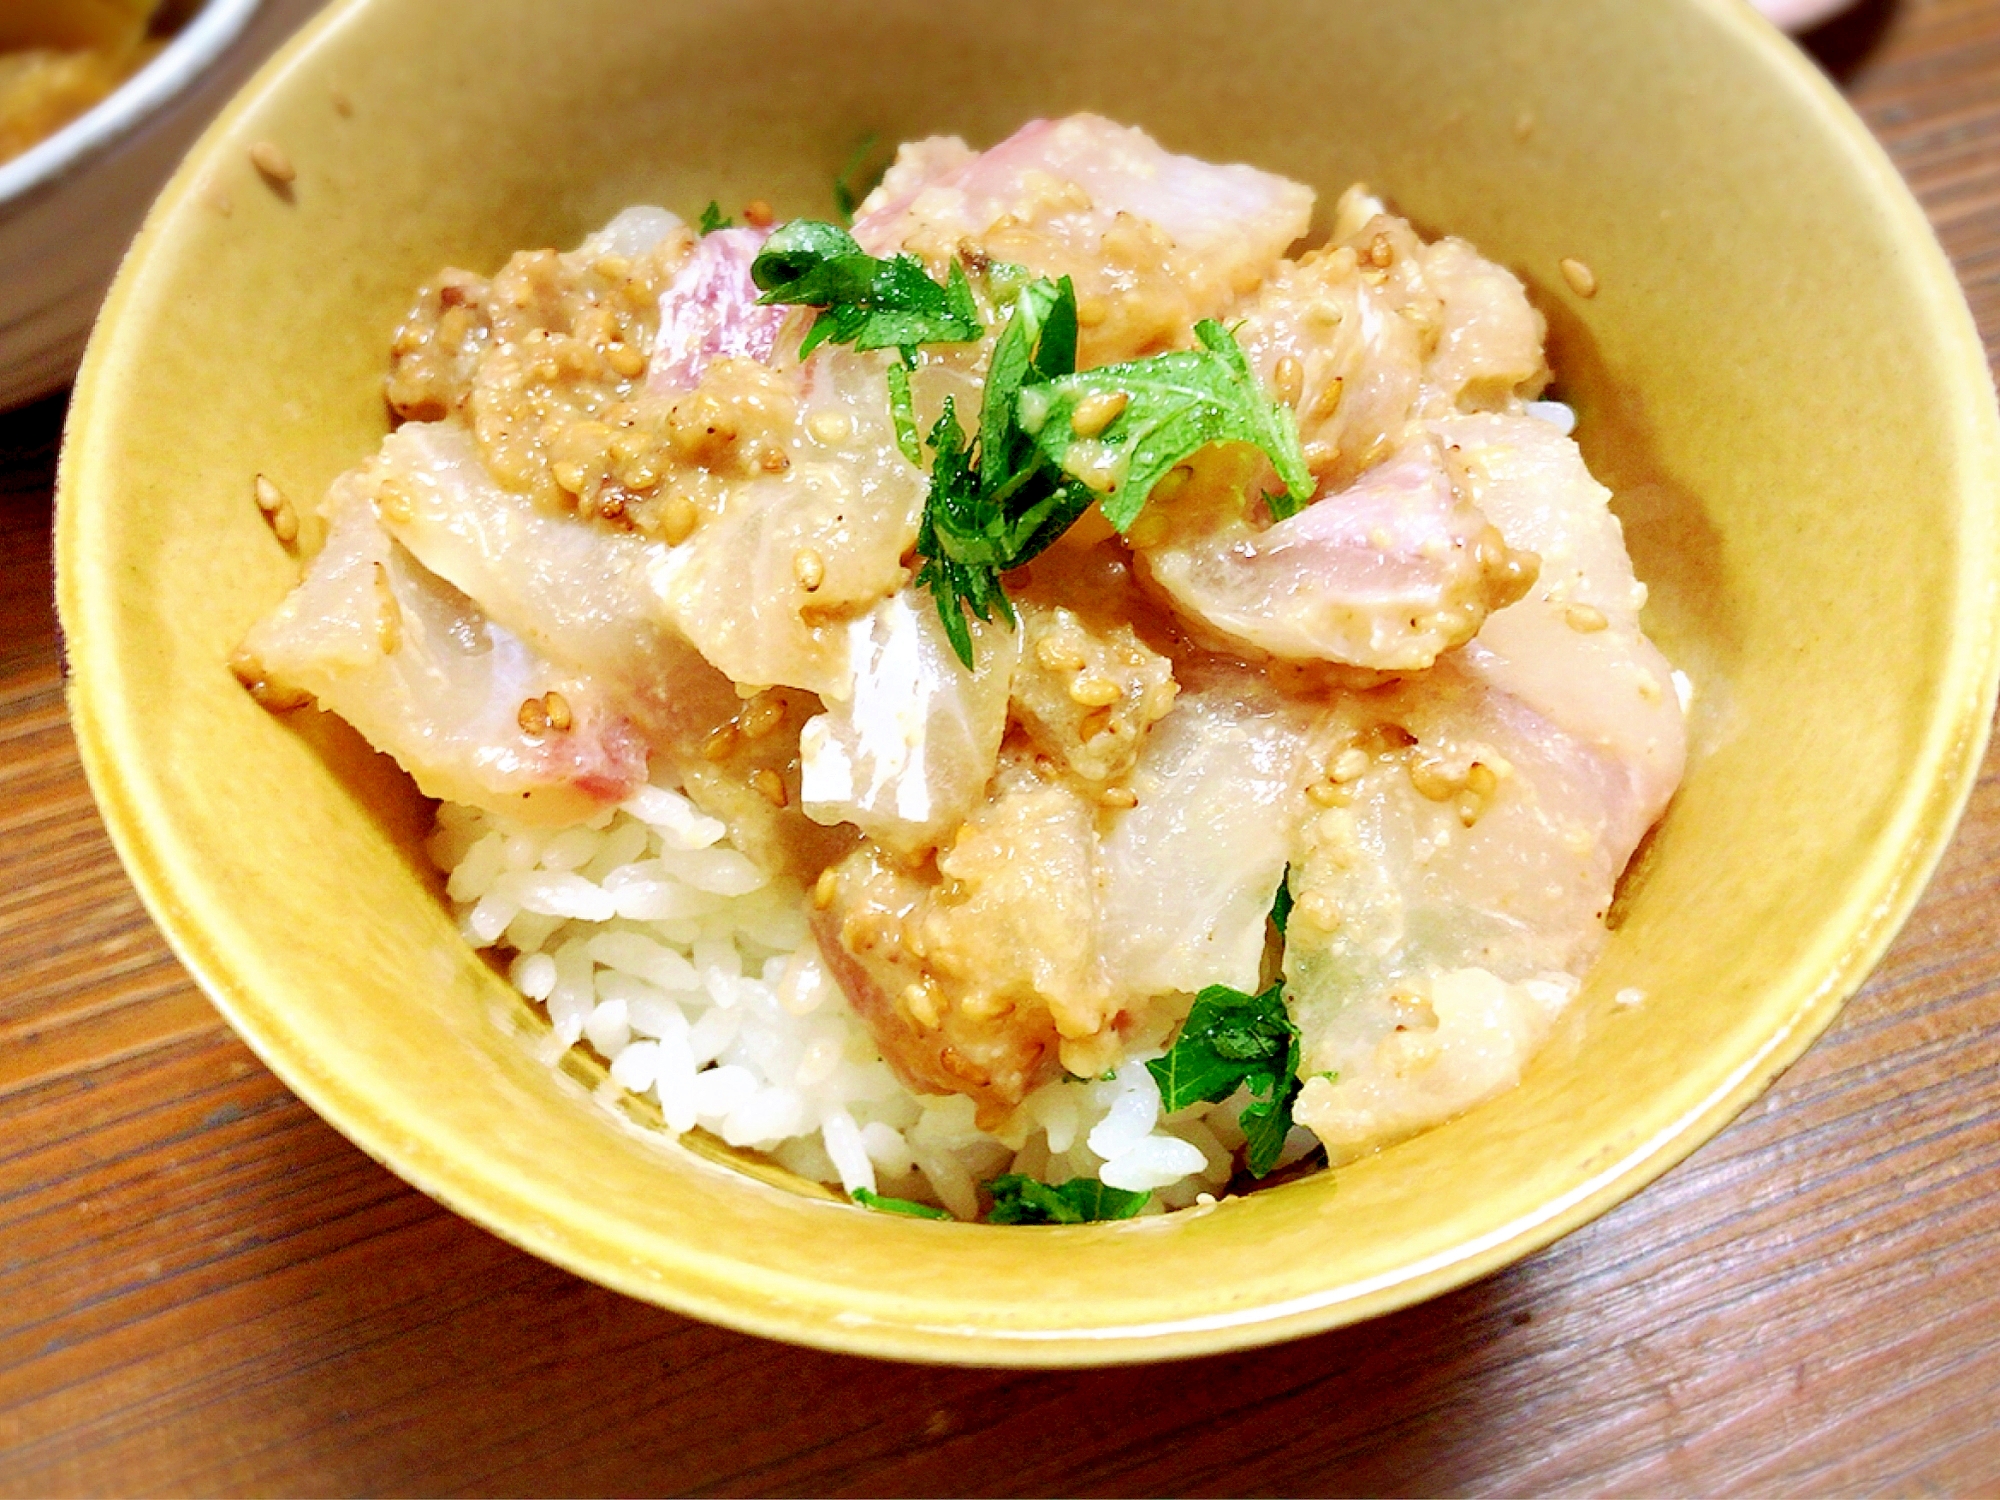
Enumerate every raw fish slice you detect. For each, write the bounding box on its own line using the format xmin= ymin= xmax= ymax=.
xmin=1231 ymin=244 xmax=1428 ymax=489
xmin=238 ymin=490 xmax=646 ymax=825
xmin=1281 ymin=414 xmax=1685 ymax=1161
xmin=1431 ymin=411 xmax=1686 ymax=817
xmin=1137 ymin=437 xmax=1536 ymax=671
xmin=798 ymin=590 xmax=1019 ymax=855
xmin=852 ymin=114 xmax=1313 ymax=365
xmin=364 ymin=422 xmax=743 ymax=743
xmin=647 ymin=226 xmax=790 ymax=396
xmin=1282 ymin=668 xmax=1631 ymax=1159
xmin=1096 ymin=675 xmax=1324 ymax=1000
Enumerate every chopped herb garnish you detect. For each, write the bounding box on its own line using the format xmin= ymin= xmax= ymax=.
xmin=884 ymin=357 xmax=922 ymax=467
xmin=985 ymin=1174 xmax=1150 ymax=1225
xmin=752 ymin=219 xmax=1314 ymax=670
xmin=832 ymin=133 xmax=883 ymax=225
xmin=1016 ymin=319 xmax=1313 ymax=530
xmin=750 ymin=219 xmax=983 ymax=357
xmin=697 ymin=201 xmax=733 ymax=235
xmin=912 ymin=277 xmax=1097 ymax=666
xmin=915 ymin=283 xmax=1311 ymax=666
xmin=1148 ymin=979 xmax=1304 ymax=1178
xmin=851 ymin=1187 xmax=952 ymax=1220
xmin=1271 ymin=870 xmax=1294 ymax=937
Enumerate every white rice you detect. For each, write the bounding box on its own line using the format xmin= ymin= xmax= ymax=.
xmin=429 ymin=779 xmax=1303 ymax=1218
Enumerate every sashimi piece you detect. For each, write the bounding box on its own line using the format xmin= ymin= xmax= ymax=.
xmin=1281 ymin=668 xmax=1635 ymax=1159
xmin=809 ymin=766 xmax=1100 ymax=1123
xmin=1136 ymin=437 xmax=1538 ymax=671
xmin=1231 ymin=242 xmax=1428 ymax=489
xmin=1096 ymin=676 xmax=1324 ymax=1000
xmin=647 ymin=225 xmax=790 ymax=396
xmin=363 ymin=422 xmax=741 ymax=736
xmin=237 ymin=488 xmax=647 ymax=825
xmin=1279 ymin=414 xmax=1685 ymax=1161
xmin=852 ymin=114 xmax=1313 ymax=365
xmin=798 ymin=591 xmax=1019 ymax=855
xmin=1430 ymin=411 xmax=1686 ymax=818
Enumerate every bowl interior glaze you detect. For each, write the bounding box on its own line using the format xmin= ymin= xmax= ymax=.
xmin=57 ymin=0 xmax=2000 ymax=1363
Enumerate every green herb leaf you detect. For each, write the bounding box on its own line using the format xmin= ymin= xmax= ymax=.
xmin=832 ymin=133 xmax=882 ymax=225
xmin=750 ymin=219 xmax=983 ymax=356
xmin=697 ymin=201 xmax=733 ymax=235
xmin=1017 ymin=319 xmax=1313 ymax=531
xmin=985 ymin=1174 xmax=1150 ymax=1225
xmin=1147 ymin=979 xmax=1306 ymax=1180
xmin=884 ymin=358 xmax=921 ymax=467
xmin=912 ymin=277 xmax=1093 ymax=667
xmin=851 ymin=1187 xmax=952 ymax=1220
xmin=1271 ymin=872 xmax=1294 ymax=937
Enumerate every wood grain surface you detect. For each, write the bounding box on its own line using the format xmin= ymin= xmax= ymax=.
xmin=5 ymin=1 xmax=1999 ymax=1493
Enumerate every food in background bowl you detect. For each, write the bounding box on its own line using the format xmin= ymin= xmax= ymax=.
xmin=233 ymin=115 xmax=1686 ymax=1222
xmin=0 ymin=0 xmax=196 ymax=163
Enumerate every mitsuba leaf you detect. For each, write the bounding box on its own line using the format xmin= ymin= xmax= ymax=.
xmin=697 ymin=201 xmax=733 ymax=235
xmin=1017 ymin=319 xmax=1314 ymax=530
xmin=913 ymin=278 xmax=1092 ymax=667
xmin=1147 ymin=978 xmax=1306 ymax=1180
xmin=750 ymin=220 xmax=982 ymax=356
xmin=851 ymin=1188 xmax=952 ymax=1220
xmin=984 ymin=1174 xmax=1150 ymax=1225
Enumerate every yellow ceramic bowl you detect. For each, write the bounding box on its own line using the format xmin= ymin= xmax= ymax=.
xmin=57 ymin=0 xmax=2000 ymax=1364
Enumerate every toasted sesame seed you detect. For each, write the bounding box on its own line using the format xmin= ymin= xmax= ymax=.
xmin=1068 ymin=675 xmax=1122 ymax=708
xmin=1564 ymin=603 xmax=1609 ymax=633
xmin=659 ymin=493 xmax=699 ymax=545
xmin=1560 ymin=257 xmax=1598 ymax=298
xmin=812 ymin=868 xmax=839 ymax=909
xmin=269 ymin=500 xmax=298 ymax=545
xmin=1330 ymin=747 xmax=1372 ymax=784
xmin=372 ymin=561 xmax=401 ymax=654
xmin=605 ymin=343 xmax=647 ymax=379
xmin=1075 ymin=295 xmax=1110 ymax=328
xmin=1306 ymin=780 xmax=1344 ymax=807
xmin=749 ymin=767 xmax=788 ymax=807
xmin=1273 ymin=355 xmax=1305 ymax=409
xmin=739 ymin=693 xmax=786 ymax=739
xmin=1456 ymin=791 xmax=1484 ymax=828
xmin=248 ymin=139 xmax=296 ymax=185
xmin=903 ymin=983 xmax=943 ymax=1029
xmin=229 ymin=651 xmax=309 ymax=710
xmin=375 ymin=481 xmax=412 ymax=524
xmin=542 ymin=690 xmax=572 ymax=732
xmin=1311 ymin=374 xmax=1346 ymax=420
xmin=743 ymin=199 xmax=775 ymax=228
xmin=1034 ymin=635 xmax=1086 ymax=673
xmin=1298 ymin=890 xmax=1342 ymax=930
xmin=1407 ymin=754 xmax=1463 ymax=802
xmin=793 ymin=547 xmax=825 ymax=592
xmin=518 ymin=696 xmax=549 ymax=736
xmin=1097 ymin=785 xmax=1138 ymax=810
xmin=254 ymin=473 xmax=285 ymax=515
xmin=701 ymin=723 xmax=739 ymax=761
xmin=807 ymin=410 xmax=852 ymax=445
xmin=1069 ymin=389 xmax=1129 ymax=439
xmin=1368 ymin=233 xmax=1396 ymax=268
xmin=1465 ymin=762 xmax=1499 ymax=797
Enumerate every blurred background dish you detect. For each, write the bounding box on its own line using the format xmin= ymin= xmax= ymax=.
xmin=0 ymin=0 xmax=285 ymax=410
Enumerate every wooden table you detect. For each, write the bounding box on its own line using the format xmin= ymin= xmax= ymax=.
xmin=6 ymin=1 xmax=1999 ymax=1492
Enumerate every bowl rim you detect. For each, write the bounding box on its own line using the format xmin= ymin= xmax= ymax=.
xmin=55 ymin=0 xmax=2000 ymax=1365
xmin=0 ymin=0 xmax=263 ymax=208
